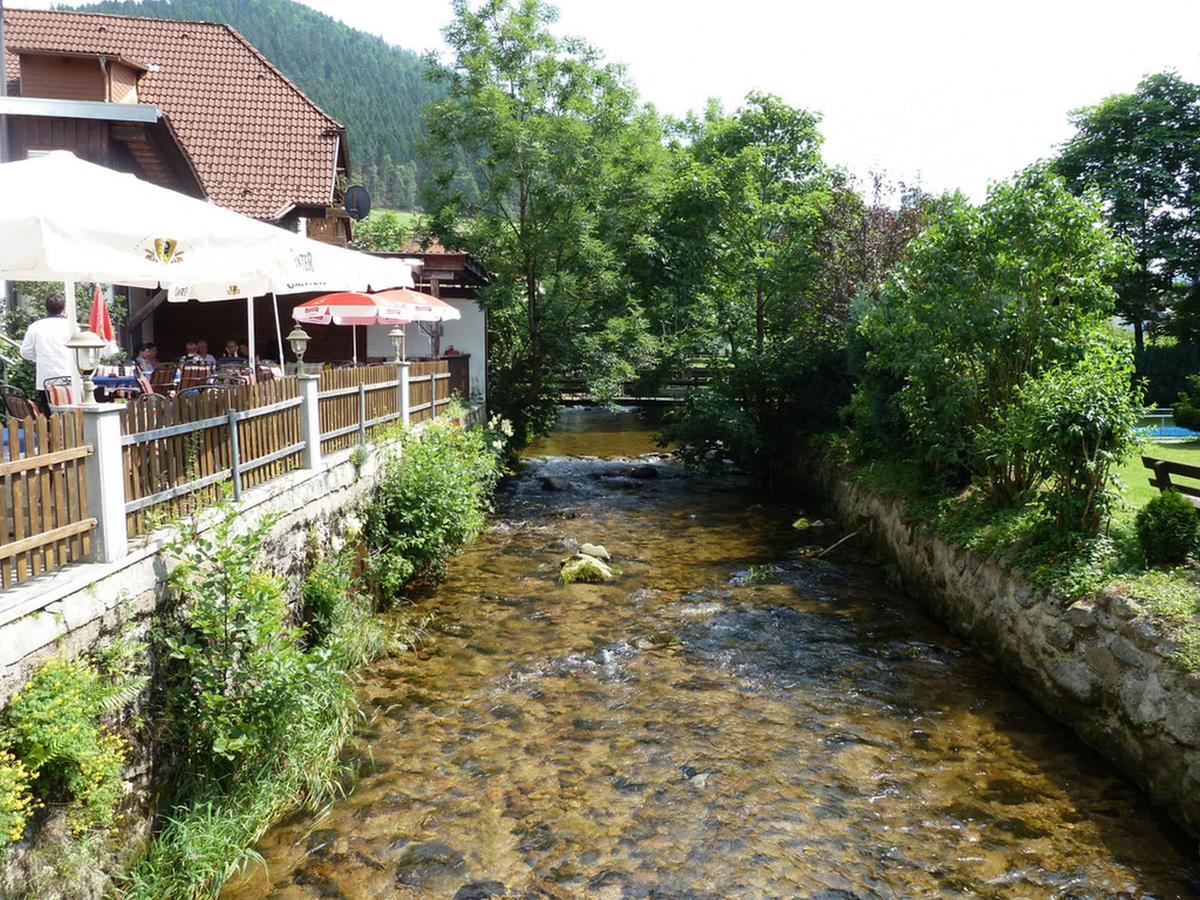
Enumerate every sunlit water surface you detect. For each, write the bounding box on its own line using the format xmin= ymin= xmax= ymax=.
xmin=225 ymin=407 xmax=1200 ymax=898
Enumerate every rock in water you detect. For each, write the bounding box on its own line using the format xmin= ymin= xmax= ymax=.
xmin=559 ymin=553 xmax=614 ymax=585
xmin=630 ymin=465 xmax=659 ymax=480
xmin=540 ymin=475 xmax=570 ymax=492
xmin=579 ymin=542 xmax=611 ymax=561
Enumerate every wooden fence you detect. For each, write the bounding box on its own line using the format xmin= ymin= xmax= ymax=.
xmin=0 ymin=410 xmax=94 ymax=588
xmin=410 ymin=358 xmax=465 ymax=425
xmin=2 ymin=359 xmax=476 ymax=588
xmin=318 ymin=365 xmax=403 ymax=454
xmin=120 ymin=378 xmax=303 ymax=537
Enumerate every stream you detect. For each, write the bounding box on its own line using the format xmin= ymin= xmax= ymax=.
xmin=224 ymin=407 xmax=1200 ymax=898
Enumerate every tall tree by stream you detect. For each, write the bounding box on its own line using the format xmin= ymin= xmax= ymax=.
xmin=422 ymin=0 xmax=668 ymax=441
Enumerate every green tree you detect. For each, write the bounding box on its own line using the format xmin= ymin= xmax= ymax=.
xmin=1056 ymin=71 xmax=1200 ymax=349
xmin=856 ymin=165 xmax=1132 ymax=503
xmin=350 ymin=210 xmax=410 ymax=252
xmin=422 ymin=0 xmax=661 ymax=440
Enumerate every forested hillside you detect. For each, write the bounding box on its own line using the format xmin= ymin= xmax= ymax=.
xmin=78 ymin=0 xmax=443 ymax=208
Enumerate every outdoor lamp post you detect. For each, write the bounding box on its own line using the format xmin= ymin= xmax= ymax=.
xmin=65 ymin=329 xmax=106 ymax=405
xmin=287 ymin=325 xmax=310 ymax=373
xmin=388 ymin=324 xmax=407 ymax=363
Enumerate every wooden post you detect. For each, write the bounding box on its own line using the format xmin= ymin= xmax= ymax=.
xmin=397 ymin=361 xmax=411 ymax=427
xmin=357 ymin=382 xmax=367 ymax=444
xmin=227 ymin=408 xmax=242 ymax=500
xmin=298 ymin=372 xmax=322 ymax=470
xmin=81 ymin=404 xmax=127 ymax=563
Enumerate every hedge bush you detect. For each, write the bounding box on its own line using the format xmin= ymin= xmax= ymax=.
xmin=1136 ymin=489 xmax=1199 ymax=565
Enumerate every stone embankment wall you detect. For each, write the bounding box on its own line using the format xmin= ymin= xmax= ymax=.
xmin=817 ymin=466 xmax=1200 ymax=838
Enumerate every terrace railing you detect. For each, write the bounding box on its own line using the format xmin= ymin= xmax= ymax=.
xmin=120 ymin=379 xmax=303 ymax=537
xmin=0 ymin=358 xmax=477 ymax=592
xmin=0 ymin=410 xmax=94 ymax=588
xmin=318 ymin=364 xmax=403 ymax=454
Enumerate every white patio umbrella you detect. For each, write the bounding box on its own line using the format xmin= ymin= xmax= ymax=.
xmin=0 ymin=152 xmax=413 ymax=376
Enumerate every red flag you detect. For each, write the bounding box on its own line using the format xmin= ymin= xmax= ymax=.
xmin=88 ymin=283 xmax=115 ymax=342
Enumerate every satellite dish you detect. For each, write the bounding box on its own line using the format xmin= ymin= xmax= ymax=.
xmin=344 ymin=185 xmax=371 ymax=221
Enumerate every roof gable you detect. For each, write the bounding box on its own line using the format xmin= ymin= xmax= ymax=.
xmin=3 ymin=8 xmax=346 ymax=219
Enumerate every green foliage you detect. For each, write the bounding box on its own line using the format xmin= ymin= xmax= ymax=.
xmin=1056 ymin=71 xmax=1200 ymax=348
xmin=350 ymin=210 xmax=412 ymax=252
xmin=1172 ymin=374 xmax=1200 ymax=431
xmin=1118 ymin=570 xmax=1200 ymax=670
xmin=158 ymin=510 xmax=345 ymax=785
xmin=365 ymin=418 xmax=505 ymax=598
xmin=424 ymin=0 xmax=670 ymax=438
xmin=125 ymin=507 xmax=381 ymax=897
xmin=1137 ymin=343 xmax=1200 ymax=407
xmin=3 ymin=657 xmax=127 ymax=836
xmin=855 ymin=165 xmax=1132 ymax=506
xmin=1008 ymin=341 xmax=1143 ymax=532
xmin=0 ymin=748 xmax=37 ymax=847
xmin=83 ymin=0 xmax=444 ymax=208
xmin=1135 ymin=490 xmax=1199 ymax=565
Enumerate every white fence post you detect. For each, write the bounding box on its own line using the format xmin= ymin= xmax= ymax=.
xmin=298 ymin=372 xmax=323 ymax=470
xmin=80 ymin=405 xmax=127 ymax=563
xmin=397 ymin=361 xmax=411 ymax=427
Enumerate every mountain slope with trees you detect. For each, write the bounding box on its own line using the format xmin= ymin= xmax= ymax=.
xmin=78 ymin=0 xmax=442 ymax=208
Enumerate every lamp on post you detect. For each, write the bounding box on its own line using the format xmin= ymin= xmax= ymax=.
xmin=286 ymin=325 xmax=310 ymax=373
xmin=65 ymin=329 xmax=106 ymax=405
xmin=388 ymin=324 xmax=407 ymax=363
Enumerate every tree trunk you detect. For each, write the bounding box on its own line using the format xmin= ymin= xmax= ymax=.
xmin=1134 ymin=318 xmax=1144 ymax=353
xmin=527 ymin=272 xmax=542 ymax=399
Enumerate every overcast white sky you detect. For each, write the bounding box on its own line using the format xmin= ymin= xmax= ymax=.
xmin=13 ymin=0 xmax=1200 ymax=199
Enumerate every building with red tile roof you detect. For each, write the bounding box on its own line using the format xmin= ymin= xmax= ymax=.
xmin=2 ymin=7 xmax=351 ymax=235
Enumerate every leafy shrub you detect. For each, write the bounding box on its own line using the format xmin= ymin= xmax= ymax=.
xmin=1014 ymin=341 xmax=1142 ymax=533
xmin=130 ymin=507 xmax=361 ymax=897
xmin=856 ymin=165 xmax=1130 ymax=503
xmin=3 ymin=657 xmax=128 ymax=835
xmin=160 ymin=509 xmax=351 ymax=787
xmin=0 ymin=748 xmax=37 ymax=846
xmin=366 ymin=418 xmax=505 ymax=599
xmin=302 ymin=545 xmax=396 ymax=670
xmin=1136 ymin=490 xmax=1199 ymax=565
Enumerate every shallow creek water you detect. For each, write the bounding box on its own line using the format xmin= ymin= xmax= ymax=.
xmin=226 ymin=407 xmax=1200 ymax=898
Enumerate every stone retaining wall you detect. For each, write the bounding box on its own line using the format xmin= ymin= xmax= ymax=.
xmin=818 ymin=466 xmax=1200 ymax=838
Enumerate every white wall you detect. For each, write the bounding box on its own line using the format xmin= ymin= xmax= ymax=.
xmin=365 ymin=298 xmax=487 ymax=405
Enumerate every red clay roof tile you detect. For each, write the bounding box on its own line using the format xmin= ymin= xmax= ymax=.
xmin=3 ymin=8 xmax=344 ymax=219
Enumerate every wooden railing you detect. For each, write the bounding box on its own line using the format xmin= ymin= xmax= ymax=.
xmin=409 ymin=358 xmax=465 ymax=425
xmin=120 ymin=379 xmax=303 ymax=536
xmin=0 ymin=410 xmax=94 ymax=587
xmin=318 ymin=365 xmax=404 ymax=454
xmin=3 ymin=359 xmax=477 ymax=589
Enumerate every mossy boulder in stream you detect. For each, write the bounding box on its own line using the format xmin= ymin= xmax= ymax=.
xmin=579 ymin=543 xmax=611 ymax=561
xmin=559 ymin=553 xmax=614 ymax=585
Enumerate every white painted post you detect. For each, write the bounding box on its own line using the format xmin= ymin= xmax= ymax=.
xmin=397 ymin=361 xmax=411 ymax=427
xmin=80 ymin=404 xmax=127 ymax=563
xmin=298 ymin=372 xmax=322 ymax=470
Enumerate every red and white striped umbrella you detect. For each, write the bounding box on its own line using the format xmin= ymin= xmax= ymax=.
xmin=291 ymin=289 xmax=460 ymax=327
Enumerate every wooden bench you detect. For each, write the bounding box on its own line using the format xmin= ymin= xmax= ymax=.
xmin=1143 ymin=456 xmax=1200 ymax=508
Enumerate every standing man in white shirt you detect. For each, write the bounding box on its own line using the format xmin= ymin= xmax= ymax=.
xmin=19 ymin=292 xmax=74 ymax=412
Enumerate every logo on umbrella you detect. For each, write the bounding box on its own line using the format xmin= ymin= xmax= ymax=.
xmin=140 ymin=237 xmax=186 ymax=264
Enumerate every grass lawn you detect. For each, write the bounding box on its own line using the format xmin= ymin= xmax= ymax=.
xmin=1117 ymin=439 xmax=1200 ymax=509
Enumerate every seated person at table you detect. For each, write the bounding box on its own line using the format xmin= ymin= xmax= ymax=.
xmin=221 ymin=340 xmax=247 ymax=363
xmin=180 ymin=340 xmax=201 ymax=364
xmin=134 ymin=342 xmax=158 ymax=374
xmin=195 ymin=340 xmax=217 ymax=367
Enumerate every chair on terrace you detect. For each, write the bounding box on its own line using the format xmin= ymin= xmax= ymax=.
xmin=42 ymin=376 xmax=75 ymax=408
xmin=1 ymin=384 xmax=43 ymax=420
xmin=149 ymin=363 xmax=177 ymax=397
xmin=177 ymin=364 xmax=214 ymax=394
